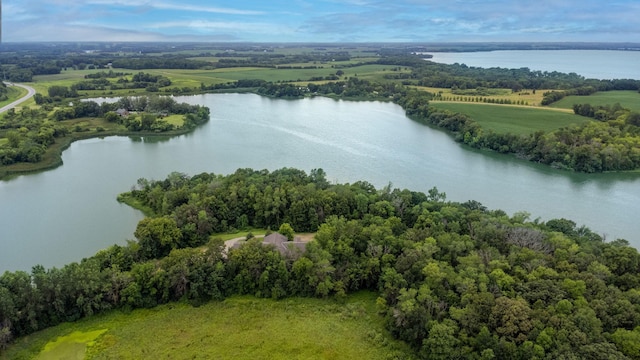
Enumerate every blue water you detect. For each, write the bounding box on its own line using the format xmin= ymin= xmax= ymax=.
xmin=428 ymin=50 xmax=640 ymax=80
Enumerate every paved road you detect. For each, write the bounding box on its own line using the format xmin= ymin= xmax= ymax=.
xmin=0 ymin=82 xmax=37 ymax=114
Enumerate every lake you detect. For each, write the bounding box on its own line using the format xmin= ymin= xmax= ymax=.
xmin=1 ymin=93 xmax=639 ymax=272
xmin=428 ymin=50 xmax=640 ymax=80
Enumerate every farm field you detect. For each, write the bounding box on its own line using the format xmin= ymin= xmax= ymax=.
xmin=161 ymin=64 xmax=401 ymax=83
xmin=414 ymin=86 xmax=548 ymax=106
xmin=30 ymin=63 xmax=405 ymax=97
xmin=431 ymin=102 xmax=591 ymax=135
xmin=2 ymin=292 xmax=412 ymax=360
xmin=549 ymin=90 xmax=640 ymax=112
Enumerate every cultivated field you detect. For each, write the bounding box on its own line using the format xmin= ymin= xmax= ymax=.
xmin=431 ymin=102 xmax=591 ymax=135
xmin=549 ymin=90 xmax=640 ymax=112
xmin=414 ymin=86 xmax=548 ymax=106
xmin=3 ymin=293 xmax=412 ymax=360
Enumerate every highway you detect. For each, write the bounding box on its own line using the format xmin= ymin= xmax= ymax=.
xmin=0 ymin=82 xmax=37 ymax=113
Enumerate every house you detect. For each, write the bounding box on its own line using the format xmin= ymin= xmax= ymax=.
xmin=115 ymin=108 xmax=129 ymax=117
xmin=231 ymin=232 xmax=308 ymax=257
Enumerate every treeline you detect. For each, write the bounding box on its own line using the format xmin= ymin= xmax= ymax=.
xmin=84 ymin=70 xmax=129 ymax=79
xmin=573 ymin=103 xmax=640 ymax=123
xmin=110 ymin=57 xmax=209 ymax=70
xmin=377 ymin=56 xmax=640 ymax=93
xmin=412 ymin=106 xmax=640 ymax=172
xmin=3 ymin=168 xmax=640 ymax=359
xmin=255 ymin=77 xmax=408 ymax=100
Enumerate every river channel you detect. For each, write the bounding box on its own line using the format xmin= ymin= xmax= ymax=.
xmin=1 ymin=93 xmax=639 ymax=272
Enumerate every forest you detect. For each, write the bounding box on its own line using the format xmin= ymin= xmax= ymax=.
xmin=2 ymin=168 xmax=640 ymax=359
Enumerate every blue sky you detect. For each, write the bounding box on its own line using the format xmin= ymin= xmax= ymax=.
xmin=3 ymin=0 xmax=640 ymax=43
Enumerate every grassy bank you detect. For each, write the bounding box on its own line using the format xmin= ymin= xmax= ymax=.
xmin=2 ymin=292 xmax=414 ymax=360
xmin=0 ymin=85 xmax=29 ymax=109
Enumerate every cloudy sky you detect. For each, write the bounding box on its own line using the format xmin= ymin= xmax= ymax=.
xmin=2 ymin=0 xmax=640 ymax=43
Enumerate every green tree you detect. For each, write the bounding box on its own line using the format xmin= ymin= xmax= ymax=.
xmin=421 ymin=320 xmax=461 ymax=360
xmin=278 ymin=222 xmax=295 ymax=241
xmin=611 ymin=327 xmax=640 ymax=359
xmin=134 ymin=217 xmax=183 ymax=259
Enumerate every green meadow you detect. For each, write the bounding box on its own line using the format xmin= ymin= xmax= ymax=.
xmin=30 ymin=64 xmax=406 ymax=97
xmin=155 ymin=64 xmax=400 ymax=84
xmin=3 ymin=292 xmax=413 ymax=360
xmin=549 ymin=90 xmax=640 ymax=112
xmin=431 ymin=102 xmax=591 ymax=135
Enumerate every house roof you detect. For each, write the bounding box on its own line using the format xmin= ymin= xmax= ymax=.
xmin=232 ymin=232 xmax=308 ymax=257
xmin=263 ymin=233 xmax=288 ymax=245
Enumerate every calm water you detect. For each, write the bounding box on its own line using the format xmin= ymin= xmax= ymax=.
xmin=1 ymin=93 xmax=639 ymax=272
xmin=428 ymin=50 xmax=640 ymax=80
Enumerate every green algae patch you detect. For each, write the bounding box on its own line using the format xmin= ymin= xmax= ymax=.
xmin=36 ymin=329 xmax=107 ymax=360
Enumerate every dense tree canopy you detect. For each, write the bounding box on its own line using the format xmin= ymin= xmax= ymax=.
xmin=2 ymin=168 xmax=639 ymax=359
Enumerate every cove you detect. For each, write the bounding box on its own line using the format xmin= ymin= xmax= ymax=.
xmin=1 ymin=93 xmax=639 ymax=272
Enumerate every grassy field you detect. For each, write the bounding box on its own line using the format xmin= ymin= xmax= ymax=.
xmin=431 ymin=102 xmax=591 ymax=135
xmin=30 ymin=64 xmax=406 ymax=97
xmin=157 ymin=64 xmax=402 ymax=84
xmin=3 ymin=292 xmax=413 ymax=360
xmin=549 ymin=90 xmax=640 ymax=112
xmin=163 ymin=114 xmax=184 ymax=127
xmin=415 ymin=86 xmax=548 ymax=106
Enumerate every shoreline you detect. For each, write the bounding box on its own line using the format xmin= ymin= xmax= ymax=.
xmin=0 ymin=126 xmax=203 ymax=181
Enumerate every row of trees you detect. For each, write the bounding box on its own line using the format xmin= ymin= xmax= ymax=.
xmin=2 ymin=168 xmax=640 ymax=359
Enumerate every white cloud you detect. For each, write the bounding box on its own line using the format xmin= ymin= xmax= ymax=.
xmin=85 ymin=0 xmax=264 ymax=15
xmin=147 ymin=20 xmax=292 ymax=35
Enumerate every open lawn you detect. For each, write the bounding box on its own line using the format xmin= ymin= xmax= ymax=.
xmin=163 ymin=114 xmax=184 ymax=127
xmin=431 ymin=102 xmax=591 ymax=135
xmin=3 ymin=292 xmax=413 ymax=360
xmin=549 ymin=90 xmax=640 ymax=112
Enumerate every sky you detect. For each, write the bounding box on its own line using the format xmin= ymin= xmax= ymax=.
xmin=2 ymin=0 xmax=640 ymax=43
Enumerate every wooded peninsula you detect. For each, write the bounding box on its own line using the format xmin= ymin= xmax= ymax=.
xmin=3 ymin=167 xmax=640 ymax=359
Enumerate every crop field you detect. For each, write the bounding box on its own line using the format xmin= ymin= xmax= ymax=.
xmin=549 ymin=90 xmax=640 ymax=112
xmin=431 ymin=102 xmax=591 ymax=135
xmin=3 ymin=293 xmax=412 ymax=360
xmin=415 ymin=86 xmax=548 ymax=106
